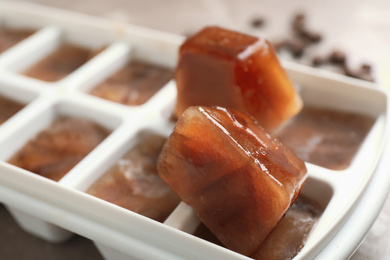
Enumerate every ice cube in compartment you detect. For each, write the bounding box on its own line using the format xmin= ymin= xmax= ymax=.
xmin=76 ymin=41 xmax=174 ymax=108
xmin=194 ymin=183 xmax=326 ymax=260
xmin=89 ymin=59 xmax=173 ymax=106
xmin=163 ymin=174 xmax=332 ymax=260
xmin=273 ymin=106 xmax=376 ymax=170
xmin=0 ymin=77 xmax=39 ymax=126
xmin=0 ymin=94 xmax=25 ymax=125
xmin=5 ymin=25 xmax=109 ymax=83
xmin=7 ymin=115 xmax=110 ymax=181
xmin=72 ymin=118 xmax=177 ymax=260
xmin=0 ymin=24 xmax=36 ymax=54
xmin=86 ymin=130 xmax=180 ymax=223
xmin=157 ymin=71 xmax=386 ymax=259
xmin=276 ymin=66 xmax=385 ymax=171
xmin=0 ymin=97 xmax=121 ymax=242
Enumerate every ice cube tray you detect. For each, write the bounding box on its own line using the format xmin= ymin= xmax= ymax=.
xmin=0 ymin=2 xmax=389 ymax=260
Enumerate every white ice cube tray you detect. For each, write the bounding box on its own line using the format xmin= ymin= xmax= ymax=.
xmin=0 ymin=2 xmax=389 ymax=260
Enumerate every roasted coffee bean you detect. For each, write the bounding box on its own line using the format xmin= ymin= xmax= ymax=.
xmin=311 ymin=56 xmax=325 ymax=67
xmin=341 ymin=63 xmax=374 ymax=82
xmin=360 ymin=63 xmax=372 ymax=74
xmin=302 ymin=30 xmax=322 ymax=43
xmin=251 ymin=17 xmax=266 ymax=28
xmin=272 ymin=12 xmax=374 ymax=82
xmin=287 ymin=38 xmax=307 ymax=58
xmin=291 ymin=12 xmax=322 ymax=44
xmin=273 ymin=39 xmax=289 ymax=52
xmin=329 ymin=50 xmax=346 ymax=65
xmin=292 ymin=12 xmax=306 ymax=32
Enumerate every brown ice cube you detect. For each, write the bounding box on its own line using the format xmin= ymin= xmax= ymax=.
xmin=194 ymin=195 xmax=322 ymax=260
xmin=0 ymin=27 xmax=35 ymax=54
xmin=0 ymin=94 xmax=25 ymax=125
xmin=273 ymin=106 xmax=375 ymax=170
xmin=175 ymin=26 xmax=302 ymax=130
xmin=22 ymin=44 xmax=103 ymax=82
xmin=89 ymin=60 xmax=173 ymax=106
xmin=8 ymin=116 xmax=110 ymax=181
xmin=87 ymin=132 xmax=180 ymax=222
xmin=158 ymin=106 xmax=307 ymax=255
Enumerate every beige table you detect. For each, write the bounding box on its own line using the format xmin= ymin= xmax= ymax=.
xmin=2 ymin=0 xmax=390 ymax=259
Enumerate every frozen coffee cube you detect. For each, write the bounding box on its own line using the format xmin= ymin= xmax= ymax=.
xmin=158 ymin=106 xmax=307 ymax=255
xmin=250 ymin=195 xmax=321 ymax=260
xmin=194 ymin=195 xmax=322 ymax=260
xmin=87 ymin=132 xmax=180 ymax=222
xmin=89 ymin=60 xmax=173 ymax=106
xmin=273 ymin=105 xmax=375 ymax=170
xmin=175 ymin=26 xmax=302 ymax=130
xmin=0 ymin=94 xmax=25 ymax=125
xmin=8 ymin=116 xmax=110 ymax=181
xmin=0 ymin=27 xmax=35 ymax=54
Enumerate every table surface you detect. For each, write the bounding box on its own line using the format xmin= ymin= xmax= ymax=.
xmin=2 ymin=0 xmax=390 ymax=259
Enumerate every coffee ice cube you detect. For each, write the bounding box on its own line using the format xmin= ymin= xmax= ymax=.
xmin=89 ymin=60 xmax=173 ymax=106
xmin=22 ymin=44 xmax=102 ymax=82
xmin=8 ymin=116 xmax=110 ymax=181
xmin=250 ymin=195 xmax=321 ymax=260
xmin=87 ymin=132 xmax=180 ymax=222
xmin=0 ymin=27 xmax=35 ymax=54
xmin=274 ymin=105 xmax=375 ymax=170
xmin=175 ymin=26 xmax=302 ymax=130
xmin=194 ymin=195 xmax=322 ymax=260
xmin=0 ymin=94 xmax=25 ymax=125
xmin=158 ymin=106 xmax=307 ymax=255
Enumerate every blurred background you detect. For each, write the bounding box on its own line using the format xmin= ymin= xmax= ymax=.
xmin=2 ymin=0 xmax=390 ymax=259
xmin=22 ymin=0 xmax=390 ymax=87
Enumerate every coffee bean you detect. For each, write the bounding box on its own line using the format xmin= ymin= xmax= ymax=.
xmin=292 ymin=12 xmax=306 ymax=32
xmin=287 ymin=38 xmax=307 ymax=58
xmin=311 ymin=56 xmax=325 ymax=66
xmin=270 ymin=12 xmax=375 ymax=82
xmin=272 ymin=39 xmax=289 ymax=51
xmin=329 ymin=50 xmax=346 ymax=65
xmin=303 ymin=31 xmax=322 ymax=43
xmin=341 ymin=63 xmax=375 ymax=82
xmin=251 ymin=17 xmax=266 ymax=28
xmin=360 ymin=63 xmax=372 ymax=73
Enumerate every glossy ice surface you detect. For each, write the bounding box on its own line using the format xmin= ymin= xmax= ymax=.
xmin=8 ymin=116 xmax=110 ymax=181
xmin=0 ymin=94 xmax=25 ymax=125
xmin=87 ymin=132 xmax=180 ymax=222
xmin=89 ymin=60 xmax=173 ymax=106
xmin=175 ymin=26 xmax=302 ymax=130
xmin=274 ymin=106 xmax=375 ymax=170
xmin=158 ymin=106 xmax=308 ymax=255
xmin=22 ymin=44 xmax=102 ymax=82
xmin=194 ymin=195 xmax=322 ymax=260
xmin=0 ymin=27 xmax=35 ymax=53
